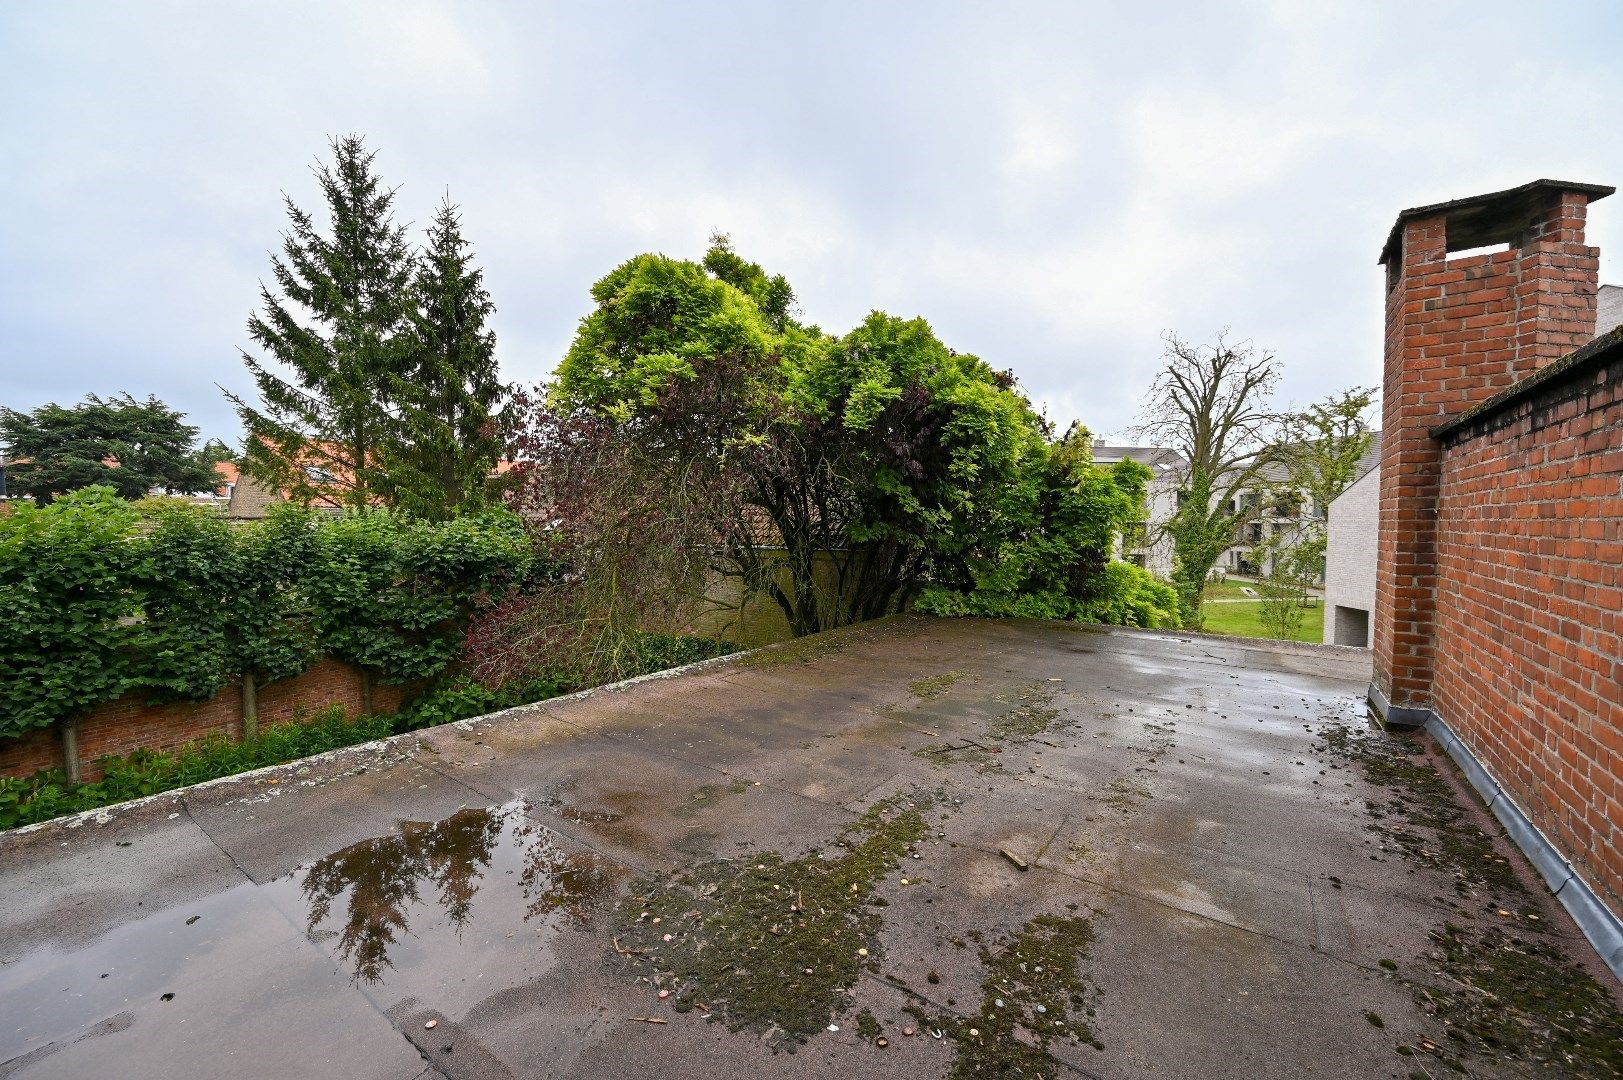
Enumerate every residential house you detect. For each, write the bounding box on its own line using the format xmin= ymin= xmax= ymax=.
xmin=1088 ymin=442 xmax=1185 ymax=578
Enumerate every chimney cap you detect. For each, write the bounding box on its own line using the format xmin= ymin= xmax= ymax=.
xmin=1378 ymin=179 xmax=1614 ymax=266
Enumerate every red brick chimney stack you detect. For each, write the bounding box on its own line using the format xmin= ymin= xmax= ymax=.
xmin=1372 ymin=180 xmax=1612 ymax=723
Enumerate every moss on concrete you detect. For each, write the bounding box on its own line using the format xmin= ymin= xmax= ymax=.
xmin=1318 ymin=724 xmax=1519 ymax=896
xmin=1398 ymin=922 xmax=1622 ymax=1075
xmin=613 ymin=792 xmax=942 ymax=1049
xmin=988 ymin=684 xmax=1061 ymax=741
xmin=909 ymin=913 xmax=1100 ymax=1078
xmin=909 ymin=671 xmax=976 ymax=699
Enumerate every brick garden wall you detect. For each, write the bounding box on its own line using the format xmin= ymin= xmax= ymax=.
xmin=1430 ymin=346 xmax=1623 ymax=915
xmin=0 ymin=658 xmax=411 ymax=783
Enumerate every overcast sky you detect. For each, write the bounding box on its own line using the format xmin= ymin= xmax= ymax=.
xmin=3 ymin=1 xmax=1620 ymax=445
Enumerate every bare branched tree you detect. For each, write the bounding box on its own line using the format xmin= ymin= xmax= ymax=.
xmin=463 ymin=394 xmax=731 ymax=689
xmin=1250 ymin=386 xmax=1378 ymax=640
xmin=1134 ymin=330 xmax=1281 ymax=628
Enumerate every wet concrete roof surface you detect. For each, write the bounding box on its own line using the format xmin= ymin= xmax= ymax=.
xmin=2 ymin=617 xmax=1617 ymax=1079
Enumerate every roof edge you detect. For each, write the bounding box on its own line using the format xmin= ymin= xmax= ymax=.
xmin=1432 ymin=325 xmax=1623 ymax=441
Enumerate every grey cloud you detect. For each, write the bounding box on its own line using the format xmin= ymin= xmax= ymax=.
xmin=3 ymin=0 xmax=1620 ymax=444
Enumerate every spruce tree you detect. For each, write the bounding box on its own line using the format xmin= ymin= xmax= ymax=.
xmin=382 ymin=195 xmax=510 ymax=518
xmin=229 ymin=135 xmax=413 ymax=509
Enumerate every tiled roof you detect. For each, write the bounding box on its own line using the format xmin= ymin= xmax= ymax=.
xmin=1090 ymin=444 xmax=1188 ymax=473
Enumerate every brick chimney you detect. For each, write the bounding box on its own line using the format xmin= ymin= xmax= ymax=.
xmin=1371 ymin=179 xmax=1613 ymax=724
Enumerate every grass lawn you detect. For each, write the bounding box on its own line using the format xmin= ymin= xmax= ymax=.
xmin=1204 ymin=578 xmax=1264 ymax=601
xmin=1199 ymin=597 xmax=1324 ymax=644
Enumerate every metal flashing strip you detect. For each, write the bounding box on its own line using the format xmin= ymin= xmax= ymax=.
xmin=1423 ymin=714 xmax=1623 ymax=983
xmin=1365 ymin=680 xmax=1432 ymax=729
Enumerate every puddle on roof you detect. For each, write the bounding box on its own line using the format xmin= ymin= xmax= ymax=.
xmin=0 ymin=800 xmax=625 ymax=1066
xmin=299 ymin=801 xmax=623 ymax=984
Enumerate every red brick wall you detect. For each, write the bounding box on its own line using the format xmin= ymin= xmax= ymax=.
xmin=1374 ymin=191 xmax=1601 ymax=712
xmin=1431 ymin=351 xmax=1623 ymax=915
xmin=0 ymin=726 xmax=61 ymax=779
xmin=0 ymin=659 xmax=412 ymax=783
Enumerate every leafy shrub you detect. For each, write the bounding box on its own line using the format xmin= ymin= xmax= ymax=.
xmin=918 ymin=561 xmax=1179 ymax=629
xmin=622 ymin=632 xmax=737 ymax=673
xmin=309 ymin=509 xmax=529 ymax=683
xmin=393 ymin=676 xmax=567 ymax=732
xmin=1074 ymin=562 xmax=1181 ymax=629
xmin=914 ymin=432 xmax=1175 ymax=629
xmin=0 ymin=491 xmax=530 ymax=739
xmin=0 ymin=488 xmax=145 ymax=740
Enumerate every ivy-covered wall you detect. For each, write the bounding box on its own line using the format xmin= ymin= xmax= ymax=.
xmin=0 ymin=487 xmax=528 ymax=773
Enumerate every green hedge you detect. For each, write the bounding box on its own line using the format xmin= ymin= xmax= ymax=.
xmin=0 ymin=488 xmax=529 ymax=741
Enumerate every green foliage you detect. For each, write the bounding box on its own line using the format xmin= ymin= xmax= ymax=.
xmin=0 ymin=488 xmax=145 ymax=739
xmin=1264 ymin=386 xmax=1378 ymax=582
xmin=1168 ymin=470 xmax=1236 ymax=631
xmin=309 ymin=508 xmax=528 ymax=682
xmin=0 ymin=490 xmax=528 ymax=739
xmin=382 ymin=196 xmax=512 ymax=519
xmin=623 ymin=631 xmax=738 ymax=672
xmin=0 ymin=629 xmax=732 ymax=830
xmin=913 ymin=427 xmax=1178 ymax=629
xmin=1257 ymin=572 xmax=1314 ymax=640
xmin=0 ymin=705 xmax=394 ymax=830
xmin=553 ymin=249 xmax=779 ymax=421
xmin=134 ymin=498 xmax=241 ymax=701
xmin=392 ymin=675 xmax=566 ymax=732
xmin=544 ymin=237 xmax=1056 ymax=638
xmin=0 ymin=393 xmax=223 ymax=503
xmin=1074 ymin=562 xmax=1181 ymax=628
xmin=229 ymin=134 xmax=416 ymax=509
xmin=228 ymin=503 xmax=323 ymax=684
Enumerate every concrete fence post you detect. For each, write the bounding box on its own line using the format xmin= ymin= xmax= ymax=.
xmin=242 ymin=673 xmax=258 ymax=741
xmin=60 ymin=718 xmax=82 ymax=785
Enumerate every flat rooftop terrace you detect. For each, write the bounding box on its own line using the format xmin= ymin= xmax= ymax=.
xmin=2 ymin=616 xmax=1618 ymax=1078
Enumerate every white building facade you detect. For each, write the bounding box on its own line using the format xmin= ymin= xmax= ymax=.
xmin=1322 ymin=461 xmax=1379 ymax=646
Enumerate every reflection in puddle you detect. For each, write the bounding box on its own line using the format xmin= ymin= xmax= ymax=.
xmin=300 ymin=802 xmax=621 ymax=983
